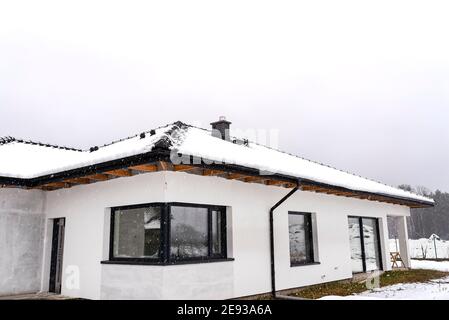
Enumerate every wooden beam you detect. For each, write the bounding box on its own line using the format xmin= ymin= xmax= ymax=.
xmin=267 ymin=180 xmax=289 ymax=186
xmin=244 ymin=176 xmax=267 ymax=183
xmin=301 ymin=185 xmax=416 ymax=207
xmin=86 ymin=174 xmax=109 ymax=181
xmin=203 ymin=169 xmax=225 ymax=176
xmin=42 ymin=182 xmax=71 ymax=189
xmin=104 ymin=169 xmax=133 ymax=177
xmin=227 ymin=173 xmax=247 ymax=180
xmin=64 ymin=177 xmax=91 ymax=185
xmin=157 ymin=161 xmax=173 ymax=171
xmin=129 ymin=164 xmax=158 ymax=172
xmin=174 ymin=165 xmax=196 ymax=172
xmin=1 ymin=184 xmax=17 ymax=188
xmin=284 ymin=182 xmax=298 ymax=188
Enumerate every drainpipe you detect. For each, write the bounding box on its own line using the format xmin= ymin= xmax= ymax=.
xmin=269 ymin=183 xmax=299 ymax=298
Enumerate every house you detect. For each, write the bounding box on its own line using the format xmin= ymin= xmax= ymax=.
xmin=0 ymin=118 xmax=434 ymax=299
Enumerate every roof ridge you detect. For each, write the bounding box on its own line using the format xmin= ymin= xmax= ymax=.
xmin=182 ymin=124 xmax=428 ymax=201
xmin=0 ymin=121 xmax=185 ymax=154
xmin=0 ymin=135 xmax=83 ymax=152
xmin=0 ymin=136 xmax=16 ymax=145
xmin=88 ymin=121 xmax=185 ymax=152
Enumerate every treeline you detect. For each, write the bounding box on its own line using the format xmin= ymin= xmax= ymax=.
xmin=398 ymin=185 xmax=449 ymax=240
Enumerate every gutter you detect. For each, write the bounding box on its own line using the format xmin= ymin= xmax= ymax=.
xmin=269 ymin=183 xmax=300 ymax=298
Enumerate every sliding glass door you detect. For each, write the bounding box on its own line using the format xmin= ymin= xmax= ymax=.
xmin=348 ymin=217 xmax=364 ymax=273
xmin=348 ymin=216 xmax=382 ymax=273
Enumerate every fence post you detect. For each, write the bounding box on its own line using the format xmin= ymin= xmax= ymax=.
xmin=433 ymin=237 xmax=438 ymax=259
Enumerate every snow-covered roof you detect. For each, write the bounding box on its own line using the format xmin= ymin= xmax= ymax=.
xmin=0 ymin=126 xmax=170 ymax=179
xmin=0 ymin=121 xmax=433 ymax=206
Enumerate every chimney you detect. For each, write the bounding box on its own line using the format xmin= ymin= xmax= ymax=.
xmin=211 ymin=116 xmax=231 ymax=141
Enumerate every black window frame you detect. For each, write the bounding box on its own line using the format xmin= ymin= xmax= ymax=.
xmin=108 ymin=202 xmax=228 ymax=264
xmin=288 ymin=211 xmax=315 ymax=266
xmin=348 ymin=216 xmax=383 ymax=273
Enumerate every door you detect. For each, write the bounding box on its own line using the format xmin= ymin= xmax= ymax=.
xmin=348 ymin=216 xmax=382 ymax=273
xmin=49 ymin=218 xmax=65 ymax=293
xmin=348 ymin=217 xmax=364 ymax=273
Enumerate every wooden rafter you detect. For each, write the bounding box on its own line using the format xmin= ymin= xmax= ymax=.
xmin=267 ymin=180 xmax=289 ymax=186
xmin=244 ymin=176 xmax=267 ymax=183
xmin=64 ymin=177 xmax=91 ymax=185
xmin=85 ymin=174 xmax=109 ymax=181
xmin=22 ymin=160 xmax=426 ymax=208
xmin=104 ymin=169 xmax=133 ymax=177
xmin=174 ymin=164 xmax=196 ymax=172
xmin=299 ymin=183 xmax=417 ymax=206
xmin=129 ymin=164 xmax=158 ymax=172
xmin=203 ymin=169 xmax=225 ymax=176
xmin=227 ymin=173 xmax=247 ymax=180
xmin=157 ymin=161 xmax=173 ymax=171
xmin=41 ymin=182 xmax=71 ymax=189
xmin=284 ymin=182 xmax=297 ymax=188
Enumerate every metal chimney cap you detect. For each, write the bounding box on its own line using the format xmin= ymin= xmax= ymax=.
xmin=210 ymin=117 xmax=232 ymax=125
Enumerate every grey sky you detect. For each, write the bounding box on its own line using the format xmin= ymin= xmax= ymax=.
xmin=1 ymin=1 xmax=448 ymax=191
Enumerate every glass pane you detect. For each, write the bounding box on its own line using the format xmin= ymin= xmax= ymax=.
xmin=348 ymin=217 xmax=364 ymax=273
xmin=362 ymin=218 xmax=381 ymax=271
xmin=211 ymin=210 xmax=222 ymax=255
xmin=170 ymin=206 xmax=208 ymax=259
xmin=113 ymin=206 xmax=161 ymax=258
xmin=289 ymin=214 xmax=309 ymax=264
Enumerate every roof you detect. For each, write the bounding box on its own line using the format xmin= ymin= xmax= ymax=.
xmin=0 ymin=121 xmax=434 ymax=207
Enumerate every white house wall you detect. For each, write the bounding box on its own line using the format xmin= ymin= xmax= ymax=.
xmin=0 ymin=188 xmax=46 ymax=296
xmin=42 ymin=171 xmax=410 ymax=299
xmin=43 ymin=172 xmax=167 ymax=299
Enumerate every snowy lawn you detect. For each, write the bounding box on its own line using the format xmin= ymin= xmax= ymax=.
xmin=319 ymin=260 xmax=449 ymax=300
xmin=320 ymin=276 xmax=449 ymax=300
xmin=289 ymin=261 xmax=449 ymax=300
xmin=411 ymin=259 xmax=449 ymax=272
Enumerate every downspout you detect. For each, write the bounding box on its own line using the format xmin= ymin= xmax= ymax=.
xmin=269 ymin=182 xmax=300 ymax=298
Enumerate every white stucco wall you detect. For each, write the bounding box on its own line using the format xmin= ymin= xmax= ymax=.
xmin=0 ymin=188 xmax=46 ymax=295
xmin=41 ymin=171 xmax=410 ymax=299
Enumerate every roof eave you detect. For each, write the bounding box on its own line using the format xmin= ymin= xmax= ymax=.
xmin=0 ymin=150 xmax=434 ymax=208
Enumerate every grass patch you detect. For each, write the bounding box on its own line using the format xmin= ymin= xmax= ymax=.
xmin=290 ymin=269 xmax=449 ymax=300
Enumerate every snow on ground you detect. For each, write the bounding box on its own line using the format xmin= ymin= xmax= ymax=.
xmin=411 ymin=259 xmax=449 ymax=272
xmin=320 ymin=260 xmax=449 ymax=300
xmin=321 ymin=277 xmax=449 ymax=300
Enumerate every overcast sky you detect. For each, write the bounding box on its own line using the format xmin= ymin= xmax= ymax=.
xmin=1 ymin=1 xmax=448 ymax=191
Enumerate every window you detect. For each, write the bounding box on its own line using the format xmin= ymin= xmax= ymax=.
xmin=348 ymin=216 xmax=382 ymax=273
xmin=288 ymin=212 xmax=314 ymax=265
xmin=110 ymin=203 xmax=227 ymax=263
xmin=112 ymin=205 xmax=162 ymax=259
xmin=170 ymin=206 xmax=209 ymax=259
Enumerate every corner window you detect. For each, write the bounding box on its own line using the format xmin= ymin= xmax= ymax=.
xmin=288 ymin=212 xmax=314 ymax=265
xmin=110 ymin=203 xmax=227 ymax=263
